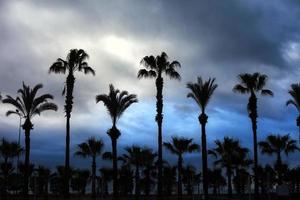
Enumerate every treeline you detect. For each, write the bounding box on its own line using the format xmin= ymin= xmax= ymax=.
xmin=0 ymin=49 xmax=300 ymax=200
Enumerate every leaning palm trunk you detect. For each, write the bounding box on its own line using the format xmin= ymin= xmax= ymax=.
xmin=248 ymin=93 xmax=259 ymax=197
xmin=156 ymin=75 xmax=164 ymax=197
xmin=108 ymin=126 xmax=120 ymax=199
xmin=23 ymin=118 xmax=33 ymax=199
xmin=64 ymin=73 xmax=75 ymax=199
xmin=199 ymin=113 xmax=208 ymax=199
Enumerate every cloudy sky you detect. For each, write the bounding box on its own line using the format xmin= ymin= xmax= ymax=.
xmin=1 ymin=0 xmax=300 ymax=170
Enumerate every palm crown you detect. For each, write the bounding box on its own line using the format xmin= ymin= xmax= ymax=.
xmin=75 ymin=137 xmax=104 ymax=158
xmin=2 ymin=83 xmax=57 ymax=121
xmin=96 ymin=84 xmax=138 ymax=125
xmin=259 ymin=134 xmax=299 ymax=156
xmin=49 ymin=49 xmax=95 ymax=76
xmin=164 ymin=137 xmax=199 ymax=156
xmin=137 ymin=52 xmax=181 ymax=80
xmin=233 ymin=73 xmax=273 ymax=96
xmin=286 ymin=83 xmax=300 ymax=112
xmin=187 ymin=77 xmax=218 ymax=113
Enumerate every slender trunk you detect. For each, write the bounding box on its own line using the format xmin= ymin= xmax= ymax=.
xmin=199 ymin=112 xmax=208 ymax=200
xmin=249 ymin=93 xmax=259 ymax=199
xmin=177 ymin=155 xmax=183 ymax=200
xmin=277 ymin=151 xmax=283 ymax=184
xmin=23 ymin=118 xmax=33 ymax=200
xmin=108 ymin=126 xmax=120 ymax=200
xmin=135 ymin=164 xmax=140 ymax=200
xmin=64 ymin=73 xmax=75 ymax=199
xmin=92 ymin=156 xmax=96 ymax=198
xmin=155 ymin=75 xmax=163 ymax=198
xmin=227 ymin=168 xmax=232 ymax=197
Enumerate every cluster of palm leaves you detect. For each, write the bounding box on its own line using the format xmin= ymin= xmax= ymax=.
xmin=1 ymin=49 xmax=300 ymax=200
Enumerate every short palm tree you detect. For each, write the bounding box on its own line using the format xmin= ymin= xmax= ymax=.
xmin=96 ymin=84 xmax=137 ymax=198
xmin=286 ymin=83 xmax=300 ymax=144
xmin=233 ymin=72 xmax=273 ymax=197
xmin=164 ymin=137 xmax=199 ymax=200
xmin=121 ymin=145 xmax=151 ymax=200
xmin=186 ymin=76 xmax=217 ymax=199
xmin=141 ymin=149 xmax=157 ymax=195
xmin=137 ymin=52 xmax=181 ymax=196
xmin=209 ymin=137 xmax=249 ymax=197
xmin=75 ymin=137 xmax=104 ymax=198
xmin=259 ymin=134 xmax=299 ymax=183
xmin=49 ymin=49 xmax=95 ymax=198
xmin=2 ymin=83 xmax=57 ymax=197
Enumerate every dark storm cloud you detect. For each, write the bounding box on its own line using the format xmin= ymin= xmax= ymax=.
xmin=1 ymin=0 xmax=300 ymax=169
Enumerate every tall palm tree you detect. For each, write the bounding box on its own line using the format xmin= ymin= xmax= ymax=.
xmin=121 ymin=145 xmax=150 ymax=200
xmin=96 ymin=84 xmax=137 ymax=198
xmin=75 ymin=137 xmax=104 ymax=198
xmin=286 ymin=83 xmax=300 ymax=144
xmin=164 ymin=137 xmax=199 ymax=200
xmin=49 ymin=49 xmax=95 ymax=199
xmin=209 ymin=137 xmax=249 ymax=197
xmin=137 ymin=52 xmax=181 ymax=196
xmin=186 ymin=76 xmax=217 ymax=199
xmin=2 ymin=83 xmax=57 ymax=198
xmin=233 ymin=72 xmax=273 ymax=197
xmin=258 ymin=134 xmax=299 ymax=183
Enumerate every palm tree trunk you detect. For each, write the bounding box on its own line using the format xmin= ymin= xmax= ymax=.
xmin=108 ymin=126 xmax=120 ymax=200
xmin=155 ymin=75 xmax=163 ymax=198
xmin=135 ymin=164 xmax=140 ymax=200
xmin=64 ymin=73 xmax=75 ymax=199
xmin=249 ymin=94 xmax=259 ymax=198
xmin=92 ymin=156 xmax=96 ymax=198
xmin=277 ymin=151 xmax=283 ymax=184
xmin=199 ymin=112 xmax=208 ymax=200
xmin=23 ymin=119 xmax=33 ymax=200
xmin=177 ymin=155 xmax=183 ymax=200
xmin=297 ymin=116 xmax=300 ymax=145
xmin=227 ymin=168 xmax=232 ymax=197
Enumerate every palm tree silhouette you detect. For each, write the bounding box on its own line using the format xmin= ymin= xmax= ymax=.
xmin=99 ymin=167 xmax=114 ymax=196
xmin=186 ymin=76 xmax=217 ymax=199
xmin=2 ymin=83 xmax=57 ymax=198
xmin=233 ymin=72 xmax=273 ymax=197
xmin=96 ymin=84 xmax=137 ymax=198
xmin=209 ymin=137 xmax=248 ymax=197
xmin=162 ymin=163 xmax=177 ymax=195
xmin=49 ymin=49 xmax=95 ymax=199
xmin=286 ymin=83 xmax=300 ymax=144
xmin=70 ymin=169 xmax=90 ymax=195
xmin=75 ymin=137 xmax=104 ymax=198
xmin=164 ymin=137 xmax=199 ymax=200
xmin=259 ymin=134 xmax=299 ymax=183
xmin=141 ymin=148 xmax=157 ymax=195
xmin=121 ymin=145 xmax=151 ymax=200
xmin=137 ymin=52 xmax=181 ymax=197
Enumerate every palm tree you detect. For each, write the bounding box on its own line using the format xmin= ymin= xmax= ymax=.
xmin=99 ymin=167 xmax=113 ymax=196
xmin=258 ymin=134 xmax=299 ymax=183
xmin=49 ymin=49 xmax=95 ymax=199
xmin=186 ymin=76 xmax=217 ymax=199
xmin=121 ymin=145 xmax=150 ymax=200
xmin=162 ymin=163 xmax=177 ymax=196
xmin=33 ymin=166 xmax=51 ymax=198
xmin=209 ymin=137 xmax=249 ymax=197
xmin=141 ymin=149 xmax=157 ymax=195
xmin=286 ymin=83 xmax=300 ymax=144
xmin=137 ymin=52 xmax=181 ymax=196
xmin=207 ymin=168 xmax=226 ymax=195
xmin=96 ymin=84 xmax=137 ymax=198
xmin=75 ymin=137 xmax=104 ymax=198
xmin=2 ymin=83 xmax=57 ymax=197
xmin=182 ymin=165 xmax=196 ymax=195
xmin=233 ymin=72 xmax=273 ymax=197
xmin=164 ymin=137 xmax=199 ymax=200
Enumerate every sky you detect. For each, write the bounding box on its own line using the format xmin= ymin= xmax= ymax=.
xmin=1 ymin=0 xmax=300 ymax=171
